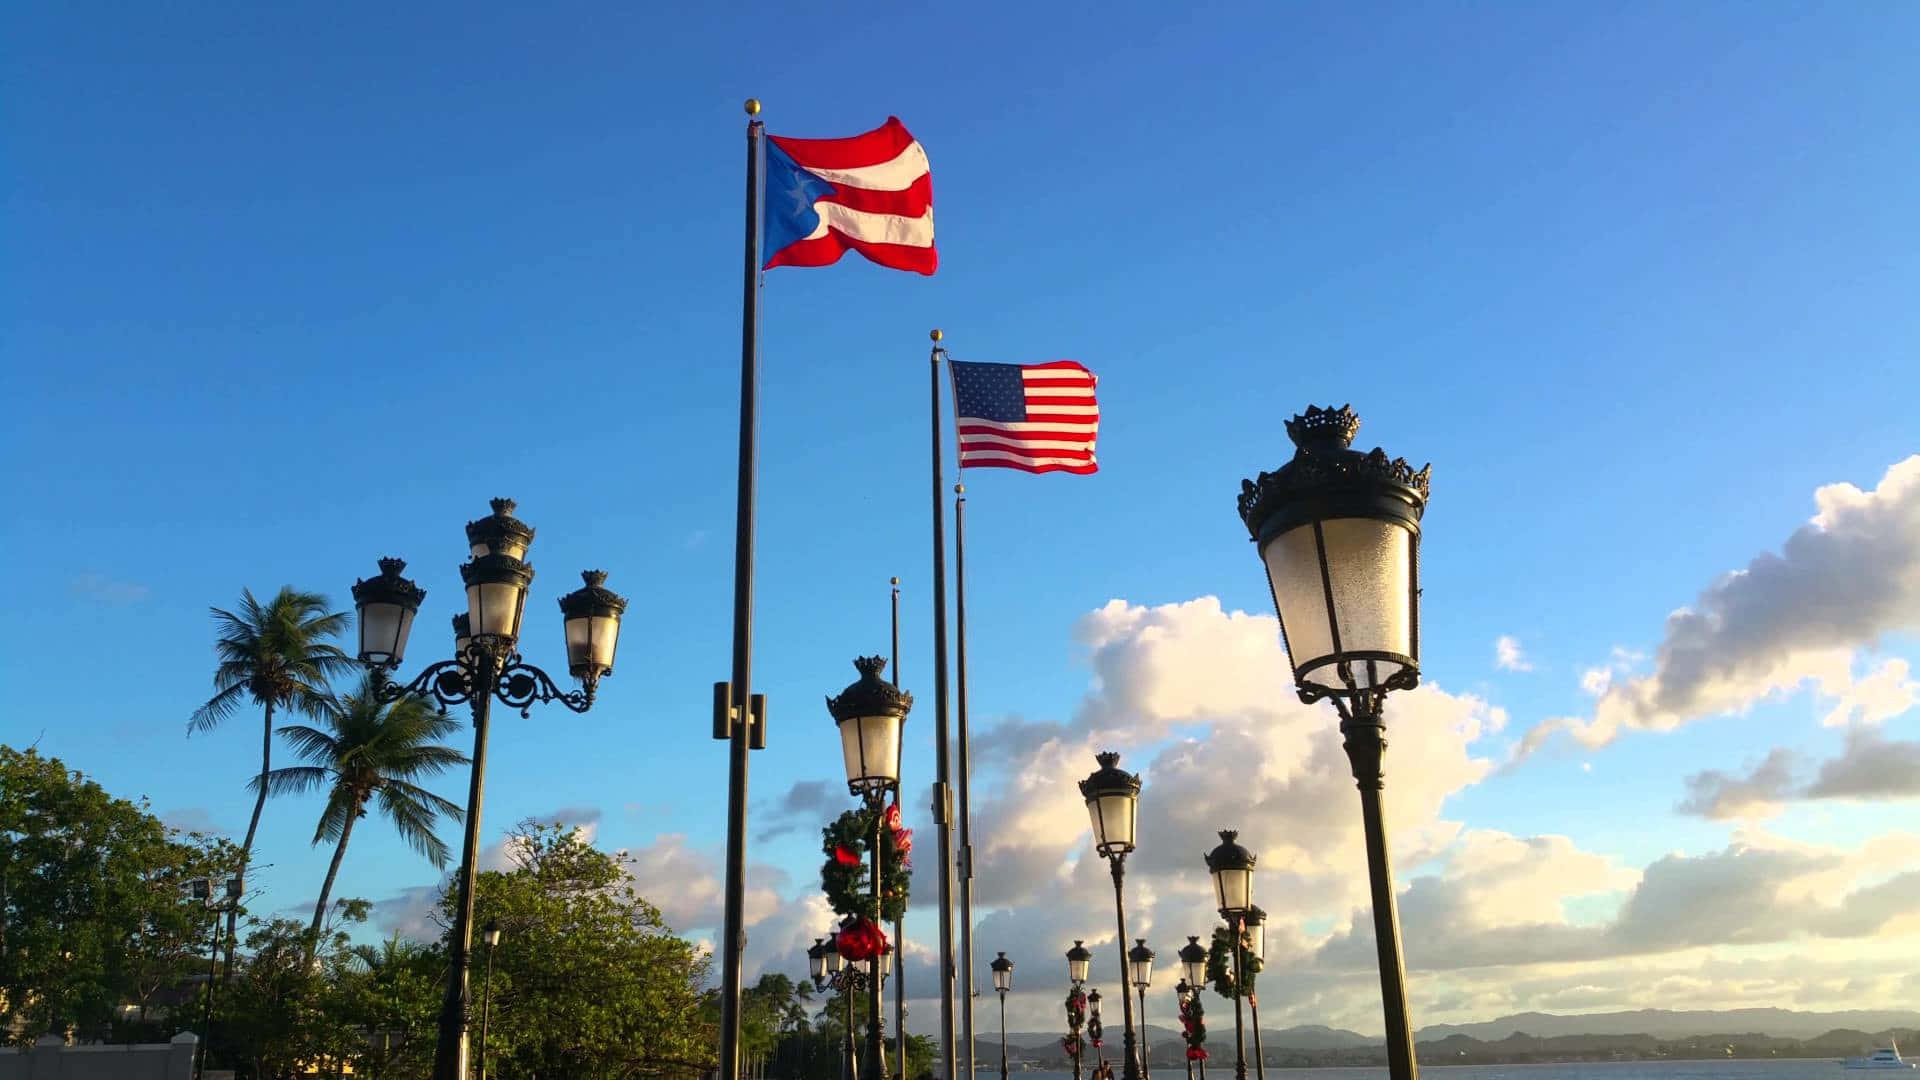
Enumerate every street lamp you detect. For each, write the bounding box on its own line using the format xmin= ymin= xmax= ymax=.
xmin=1204 ymin=832 xmax=1256 ymax=1080
xmin=1178 ymin=937 xmax=1206 ymax=989
xmin=991 ymin=952 xmax=1013 ymax=1080
xmin=826 ymin=655 xmax=912 ymax=1080
xmin=188 ymin=876 xmax=241 ymax=1080
xmin=1066 ymin=940 xmax=1092 ymax=985
xmin=1237 ymin=404 xmax=1429 ymax=1080
xmin=351 ymin=498 xmax=627 ymax=1080
xmin=1129 ymin=940 xmax=1154 ymax=1080
xmin=479 ymin=920 xmax=503 ymax=1080
xmin=1080 ymin=751 xmax=1146 ymax=1080
xmin=1240 ymin=909 xmax=1266 ymax=1080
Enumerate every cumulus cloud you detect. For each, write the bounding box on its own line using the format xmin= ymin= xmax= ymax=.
xmin=1676 ymin=726 xmax=1920 ymax=818
xmin=755 ymin=779 xmax=842 ymax=842
xmin=1494 ymin=636 xmax=1532 ymax=672
xmin=1517 ymin=456 xmax=1920 ymax=755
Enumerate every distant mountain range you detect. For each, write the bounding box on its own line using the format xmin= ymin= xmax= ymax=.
xmin=994 ymin=1007 xmax=1920 ymax=1059
xmin=1413 ymin=1008 xmax=1920 ymax=1042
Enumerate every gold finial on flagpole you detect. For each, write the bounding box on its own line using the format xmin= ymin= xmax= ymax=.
xmin=744 ymin=98 xmax=761 ymax=116
xmin=955 ymin=484 xmax=965 ymax=495
xmin=930 ymin=328 xmax=943 ymax=342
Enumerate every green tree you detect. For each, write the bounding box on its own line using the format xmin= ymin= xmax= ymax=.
xmin=212 ymin=911 xmax=370 ymax=1079
xmin=187 ymin=587 xmax=354 ymax=965
xmin=337 ymin=934 xmax=444 ymax=1079
xmin=0 ymin=745 xmax=238 ymax=1043
xmin=256 ymin=675 xmax=467 ymax=941
xmin=459 ymin=821 xmax=714 ymax=1078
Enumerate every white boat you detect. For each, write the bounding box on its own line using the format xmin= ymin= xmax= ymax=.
xmin=1844 ymin=1040 xmax=1917 ymax=1069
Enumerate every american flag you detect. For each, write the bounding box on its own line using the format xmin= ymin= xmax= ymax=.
xmin=949 ymin=360 xmax=1100 ymax=474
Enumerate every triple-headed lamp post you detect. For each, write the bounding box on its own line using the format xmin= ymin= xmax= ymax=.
xmin=1128 ymin=940 xmax=1154 ymax=1080
xmin=991 ymin=952 xmax=1014 ymax=1080
xmin=1079 ymin=751 xmax=1145 ymax=1080
xmin=1236 ymin=405 xmax=1429 ymax=1080
xmin=1203 ymin=831 xmax=1255 ymax=1080
xmin=350 ymin=498 xmax=627 ymax=1080
xmin=827 ymin=656 xmax=911 ymax=1080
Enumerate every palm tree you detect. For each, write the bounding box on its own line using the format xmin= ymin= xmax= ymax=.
xmin=256 ymin=675 xmax=467 ymax=937
xmin=188 ymin=587 xmax=356 ymax=962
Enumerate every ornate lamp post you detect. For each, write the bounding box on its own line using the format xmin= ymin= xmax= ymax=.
xmin=1079 ymin=751 xmax=1145 ymax=1080
xmin=478 ymin=920 xmax=503 ymax=1080
xmin=351 ymin=498 xmax=627 ymax=1080
xmin=1089 ymin=989 xmax=1106 ymax=1069
xmin=1240 ymin=909 xmax=1266 ymax=1080
xmin=827 ymin=655 xmax=911 ymax=1080
xmin=816 ymin=931 xmax=869 ymax=1080
xmin=991 ymin=952 xmax=1014 ymax=1080
xmin=1128 ymin=940 xmax=1154 ymax=1080
xmin=1177 ymin=937 xmax=1208 ymax=1080
xmin=1203 ymin=832 xmax=1256 ymax=1080
xmin=1236 ymin=405 xmax=1429 ymax=1080
xmin=1066 ymin=941 xmax=1091 ymax=1080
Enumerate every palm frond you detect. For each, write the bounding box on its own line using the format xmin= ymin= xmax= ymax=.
xmin=276 ymin=722 xmax=342 ymax=764
xmin=377 ymin=785 xmax=454 ymax=867
xmin=187 ymin=682 xmax=249 ymax=734
xmin=313 ymin=786 xmax=361 ymax=846
xmin=248 ymin=765 xmax=330 ymax=798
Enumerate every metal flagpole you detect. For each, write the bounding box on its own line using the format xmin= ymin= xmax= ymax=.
xmin=954 ymin=483 xmax=978 ymax=1080
xmin=891 ymin=577 xmax=909 ymax=1080
xmin=716 ymin=97 xmax=766 ymax=1080
xmin=928 ymin=329 xmax=959 ymax=1080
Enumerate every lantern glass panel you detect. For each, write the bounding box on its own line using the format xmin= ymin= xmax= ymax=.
xmin=826 ymin=943 xmax=845 ymax=973
xmin=1130 ymin=956 xmax=1152 ymax=988
xmin=1087 ymin=792 xmax=1137 ymax=853
xmin=1182 ymin=957 xmax=1204 ymax=986
xmin=468 ymin=581 xmax=526 ymax=639
xmin=1212 ymin=866 xmax=1253 ymax=914
xmin=358 ymin=603 xmax=414 ymax=666
xmin=1263 ymin=518 xmax=1414 ymax=684
xmin=471 ymin=537 xmax=529 ymax=561
xmin=564 ymin=612 xmax=621 ymax=675
xmin=993 ymin=965 xmax=1011 ymax=992
xmin=809 ymin=948 xmax=827 ymax=980
xmin=1245 ymin=920 xmax=1265 ymax=961
xmin=839 ymin=714 xmax=902 ymax=789
xmin=1068 ymin=955 xmax=1089 ymax=984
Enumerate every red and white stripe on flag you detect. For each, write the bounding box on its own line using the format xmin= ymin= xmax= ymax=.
xmin=951 ymin=359 xmax=1099 ymax=475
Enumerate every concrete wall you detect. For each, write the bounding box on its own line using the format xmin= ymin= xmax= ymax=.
xmin=0 ymin=1034 xmax=195 ymax=1080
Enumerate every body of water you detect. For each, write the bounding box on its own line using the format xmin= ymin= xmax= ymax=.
xmin=1008 ymin=1063 xmax=1855 ymax=1080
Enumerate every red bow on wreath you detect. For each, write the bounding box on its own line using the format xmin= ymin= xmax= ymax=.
xmin=886 ymin=801 xmax=914 ymax=859
xmin=835 ymin=916 xmax=889 ymax=962
xmin=1186 ymin=1048 xmax=1209 ymax=1061
xmin=834 ymin=844 xmax=862 ymax=867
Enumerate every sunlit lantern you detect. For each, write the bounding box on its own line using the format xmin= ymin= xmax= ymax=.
xmin=825 ymin=656 xmax=912 ymax=796
xmin=1237 ymin=405 xmax=1430 ymax=703
xmin=1204 ymin=830 xmax=1256 ymax=916
xmin=1177 ymin=935 xmax=1206 ymax=987
xmin=1128 ymin=939 xmax=1154 ymax=990
xmin=991 ymin=951 xmax=1013 ymax=993
xmin=465 ymin=497 xmax=535 ymax=561
xmin=351 ymin=558 xmax=425 ymax=667
xmin=1078 ymin=751 xmax=1141 ymax=857
xmin=1066 ymin=939 xmax=1092 ymax=985
xmin=557 ymin=570 xmax=628 ymax=681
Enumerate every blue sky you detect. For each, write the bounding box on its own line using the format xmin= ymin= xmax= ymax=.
xmin=6 ymin=1 xmax=1919 ymax=1035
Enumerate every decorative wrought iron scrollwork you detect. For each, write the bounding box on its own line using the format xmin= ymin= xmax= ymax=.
xmin=366 ymin=635 xmax=596 ymax=717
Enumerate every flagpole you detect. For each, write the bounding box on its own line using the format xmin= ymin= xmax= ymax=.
xmin=929 ymin=329 xmax=959 ymax=1080
xmin=955 ymin=481 xmax=979 ymax=1080
xmin=717 ymin=97 xmax=766 ymax=1080
xmin=891 ymin=576 xmax=908 ymax=1080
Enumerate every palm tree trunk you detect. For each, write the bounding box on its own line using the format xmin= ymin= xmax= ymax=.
xmin=228 ymin=698 xmax=277 ymax=973
xmin=310 ymin=796 xmax=361 ymax=939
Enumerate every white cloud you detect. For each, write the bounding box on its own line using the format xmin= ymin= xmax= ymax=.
xmin=1517 ymin=456 xmax=1920 ymax=755
xmin=1494 ymin=635 xmax=1532 ymax=672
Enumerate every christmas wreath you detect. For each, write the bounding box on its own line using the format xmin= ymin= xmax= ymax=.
xmin=1180 ymin=989 xmax=1208 ymax=1061
xmin=819 ymin=798 xmax=913 ymax=922
xmin=1204 ymin=924 xmax=1262 ymax=1000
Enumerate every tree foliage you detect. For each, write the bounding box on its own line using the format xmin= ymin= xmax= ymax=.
xmin=458 ymin=821 xmax=715 ymax=1078
xmin=0 ymin=745 xmax=240 ymax=1044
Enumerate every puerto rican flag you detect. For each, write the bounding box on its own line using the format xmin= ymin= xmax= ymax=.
xmin=763 ymin=117 xmax=936 ymax=276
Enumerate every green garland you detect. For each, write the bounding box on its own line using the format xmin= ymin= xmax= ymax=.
xmin=1204 ymin=924 xmax=1262 ymax=1000
xmin=819 ymin=804 xmax=912 ymax=922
